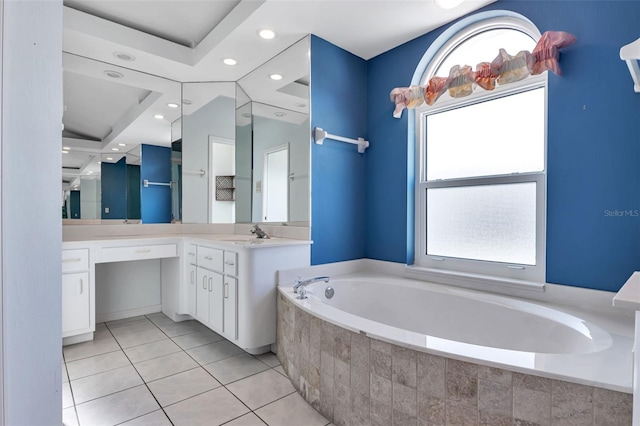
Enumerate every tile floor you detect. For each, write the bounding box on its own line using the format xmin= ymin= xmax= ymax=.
xmin=62 ymin=313 xmax=331 ymax=426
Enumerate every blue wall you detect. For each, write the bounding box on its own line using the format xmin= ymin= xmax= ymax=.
xmin=101 ymin=157 xmax=127 ymax=219
xmin=310 ymin=35 xmax=368 ymax=265
xmin=362 ymin=1 xmax=640 ymax=291
xmin=141 ymin=144 xmax=172 ymax=224
xmin=69 ymin=190 xmax=80 ymax=219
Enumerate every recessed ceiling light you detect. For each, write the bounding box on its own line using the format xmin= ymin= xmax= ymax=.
xmin=111 ymin=148 xmax=120 ymax=151
xmin=106 ymin=157 xmax=113 ymax=161
xmin=62 ymin=150 xmax=68 ymax=154
xmin=97 ymin=161 xmax=101 ymax=164
xmin=258 ymin=29 xmax=276 ymax=40
xmin=63 ymin=146 xmax=70 ymax=150
xmin=87 ymin=171 xmax=93 ymax=174
xmin=154 ymin=114 xmax=164 ymax=120
xmin=270 ymin=74 xmax=283 ymax=81
xmin=113 ymin=51 xmax=136 ymax=61
xmin=118 ymin=143 xmax=126 ymax=147
xmin=223 ymin=58 xmax=237 ymax=66
xmin=103 ymin=70 xmax=124 ymax=79
xmin=241 ymin=112 xmax=251 ymax=118
xmin=274 ymin=112 xmax=286 ymax=117
xmin=167 ymin=103 xmax=179 ymax=108
xmin=295 ymin=103 xmax=306 ymax=108
xmin=182 ymin=99 xmax=192 ymax=105
xmin=434 ymin=0 xmax=464 ymax=9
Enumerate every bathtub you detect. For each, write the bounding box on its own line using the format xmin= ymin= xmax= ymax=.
xmin=276 ymin=272 xmax=634 ymax=425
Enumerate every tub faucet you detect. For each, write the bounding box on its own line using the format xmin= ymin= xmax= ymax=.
xmin=293 ymin=276 xmax=330 ymax=299
xmin=250 ymin=224 xmax=270 ymax=239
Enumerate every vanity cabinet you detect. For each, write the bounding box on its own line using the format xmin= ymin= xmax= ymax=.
xmin=62 ymin=248 xmax=93 ymax=338
xmin=188 ymin=243 xmax=238 ymax=342
xmin=178 ymin=239 xmax=310 ymax=354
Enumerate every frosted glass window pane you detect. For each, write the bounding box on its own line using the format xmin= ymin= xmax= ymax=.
xmin=426 ymin=88 xmax=544 ymax=180
xmin=427 ymin=182 xmax=536 ymax=265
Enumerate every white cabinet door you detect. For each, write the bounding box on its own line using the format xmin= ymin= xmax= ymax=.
xmin=186 ymin=263 xmax=197 ymax=317
xmin=196 ymin=267 xmax=210 ymax=324
xmin=208 ymin=273 xmax=224 ymax=332
xmin=224 ymin=251 xmax=238 ymax=276
xmin=223 ymin=276 xmax=238 ymax=340
xmin=62 ymin=272 xmax=90 ymax=336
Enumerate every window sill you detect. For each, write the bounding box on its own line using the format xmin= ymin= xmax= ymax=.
xmin=404 ymin=265 xmax=545 ymax=295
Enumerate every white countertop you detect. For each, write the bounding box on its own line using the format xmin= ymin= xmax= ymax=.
xmin=63 ymin=232 xmax=312 ymax=249
xmin=613 ymin=271 xmax=640 ymax=310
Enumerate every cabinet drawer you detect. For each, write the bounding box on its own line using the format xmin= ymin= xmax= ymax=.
xmin=185 ymin=244 xmax=198 ymax=265
xmin=99 ymin=244 xmax=177 ymax=263
xmin=224 ymin=251 xmax=238 ymax=276
xmin=62 ymin=249 xmax=89 ymax=273
xmin=197 ymin=246 xmax=223 ymax=272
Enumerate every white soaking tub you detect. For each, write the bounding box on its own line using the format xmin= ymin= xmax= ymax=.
xmin=279 ymin=273 xmax=634 ymax=392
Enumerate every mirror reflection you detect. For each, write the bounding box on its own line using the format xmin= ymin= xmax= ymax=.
xmin=61 ymin=53 xmax=182 ymax=223
xmin=62 ymin=35 xmax=311 ymax=226
xmin=236 ymin=36 xmax=310 ymax=225
xmin=181 ymin=82 xmax=236 ymax=224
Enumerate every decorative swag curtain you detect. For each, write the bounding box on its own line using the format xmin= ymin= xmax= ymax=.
xmin=390 ymin=31 xmax=576 ymax=118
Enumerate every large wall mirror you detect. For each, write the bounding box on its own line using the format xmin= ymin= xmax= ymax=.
xmin=62 ymin=35 xmax=310 ymax=226
xmin=62 ymin=53 xmax=182 ymax=223
xmin=236 ymin=36 xmax=310 ymax=225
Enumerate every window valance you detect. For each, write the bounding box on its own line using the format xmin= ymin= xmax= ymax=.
xmin=390 ymin=31 xmax=576 ymax=118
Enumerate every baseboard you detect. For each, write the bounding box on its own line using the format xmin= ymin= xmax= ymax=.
xmin=96 ymin=304 xmax=162 ymax=323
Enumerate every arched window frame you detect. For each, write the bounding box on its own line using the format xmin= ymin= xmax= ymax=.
xmin=412 ymin=14 xmax=548 ymax=287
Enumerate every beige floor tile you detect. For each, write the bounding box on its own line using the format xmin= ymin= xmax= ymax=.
xmin=224 ymin=412 xmax=268 ymax=426
xmin=124 ymin=338 xmax=182 ymax=364
xmin=227 ymin=369 xmax=295 ymax=410
xmin=157 ymin=320 xmax=208 ymax=337
xmin=71 ymin=364 xmax=143 ymax=404
xmin=255 ymin=392 xmax=329 ymax=426
xmin=164 ymin=387 xmax=250 ymax=426
xmin=147 ymin=367 xmax=221 ymax=407
xmin=171 ymin=329 xmax=225 ymax=350
xmin=62 ymin=362 xmax=69 ymax=383
xmin=66 ymin=350 xmax=129 ymax=380
xmin=135 ymin=351 xmax=198 ymax=382
xmin=63 ymin=330 xmax=120 ymax=362
xmin=256 ymin=352 xmax=280 ymax=367
xmin=114 ymin=327 xmax=168 ymax=349
xmin=76 ymin=385 xmax=159 ymax=426
xmin=62 ymin=381 xmax=74 ymax=409
xmin=273 ymin=365 xmax=286 ymax=377
xmin=62 ymin=407 xmax=78 ymax=426
xmin=187 ymin=340 xmax=245 ymax=365
xmin=109 ymin=318 xmax=158 ymax=337
xmin=204 ymin=353 xmax=270 ymax=385
xmin=119 ymin=409 xmax=172 ymax=426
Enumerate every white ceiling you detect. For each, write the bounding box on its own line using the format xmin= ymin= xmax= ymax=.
xmin=62 ymin=0 xmax=495 ymax=190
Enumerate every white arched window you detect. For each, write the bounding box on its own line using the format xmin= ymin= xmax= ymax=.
xmin=414 ymin=15 xmax=547 ymax=285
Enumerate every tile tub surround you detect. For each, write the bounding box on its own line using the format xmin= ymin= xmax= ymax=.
xmin=277 ymin=293 xmax=633 ymax=426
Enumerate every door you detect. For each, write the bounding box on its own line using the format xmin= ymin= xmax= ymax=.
xmin=262 ymin=144 xmax=289 ymax=222
xmin=208 ymin=272 xmax=224 ymax=332
xmin=62 ymin=272 xmax=90 ymax=335
xmin=223 ymin=276 xmax=238 ymax=340
xmin=186 ymin=263 xmax=197 ymax=317
xmin=196 ymin=267 xmax=209 ymax=324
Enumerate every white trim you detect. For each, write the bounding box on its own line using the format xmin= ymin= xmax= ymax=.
xmin=95 ymin=304 xmax=161 ymax=323
xmin=413 ymin=13 xmax=547 ymax=285
xmin=0 ymin=0 xmax=4 ymax=421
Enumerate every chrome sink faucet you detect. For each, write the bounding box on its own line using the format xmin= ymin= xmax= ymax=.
xmin=293 ymin=276 xmax=330 ymax=299
xmin=250 ymin=224 xmax=270 ymax=239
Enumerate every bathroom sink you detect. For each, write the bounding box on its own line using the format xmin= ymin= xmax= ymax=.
xmin=214 ymin=234 xmax=260 ymax=241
